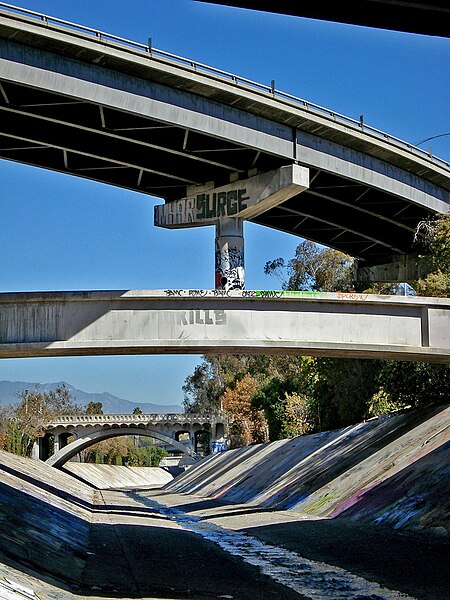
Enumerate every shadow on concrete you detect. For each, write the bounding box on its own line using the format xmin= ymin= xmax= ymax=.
xmin=0 ymin=461 xmax=96 ymax=510
xmin=168 ymin=406 xmax=443 ymax=510
xmin=0 ymin=479 xmax=300 ymax=599
xmin=165 ymin=442 xmax=269 ymax=496
xmin=333 ymin=442 xmax=450 ymax=526
xmin=242 ymin=516 xmax=450 ymax=600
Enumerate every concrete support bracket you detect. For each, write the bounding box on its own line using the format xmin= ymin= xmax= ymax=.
xmin=154 ymin=164 xmax=309 ymax=229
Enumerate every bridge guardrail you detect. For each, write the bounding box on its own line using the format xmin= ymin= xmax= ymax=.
xmin=47 ymin=413 xmax=224 ymax=426
xmin=0 ymin=2 xmax=448 ymax=172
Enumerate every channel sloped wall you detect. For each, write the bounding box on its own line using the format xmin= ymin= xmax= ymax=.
xmin=165 ymin=404 xmax=450 ymax=534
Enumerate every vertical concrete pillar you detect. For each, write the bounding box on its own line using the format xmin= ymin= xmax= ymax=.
xmin=215 ymin=217 xmax=244 ymax=290
xmin=53 ymin=434 xmax=60 ymax=456
xmin=31 ymin=440 xmax=40 ymax=460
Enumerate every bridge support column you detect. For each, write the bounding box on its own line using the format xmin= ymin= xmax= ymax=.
xmin=215 ymin=218 xmax=244 ymax=290
xmin=53 ymin=434 xmax=61 ymax=456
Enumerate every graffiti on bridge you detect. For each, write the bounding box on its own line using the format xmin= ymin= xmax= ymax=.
xmin=215 ymin=246 xmax=245 ymax=292
xmin=163 ymin=290 xmax=373 ymax=300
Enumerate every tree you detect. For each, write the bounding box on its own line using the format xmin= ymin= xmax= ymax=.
xmin=221 ymin=374 xmax=268 ymax=447
xmin=84 ymin=437 xmax=168 ymax=466
xmin=284 ymin=392 xmax=313 ymax=437
xmin=133 ymin=407 xmax=143 ymax=414
xmin=182 ymin=354 xmax=273 ymax=413
xmin=413 ymin=215 xmax=450 ymax=297
xmin=85 ymin=401 xmax=103 ymax=415
xmin=377 ymin=361 xmax=450 ymax=408
xmin=4 ymin=385 xmax=80 ymax=457
xmin=264 ymin=240 xmax=354 ymax=291
xmin=314 ymin=358 xmax=384 ymax=426
xmin=252 ymin=377 xmax=301 ymax=440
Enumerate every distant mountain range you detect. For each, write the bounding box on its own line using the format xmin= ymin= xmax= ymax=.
xmin=0 ymin=381 xmax=183 ymax=414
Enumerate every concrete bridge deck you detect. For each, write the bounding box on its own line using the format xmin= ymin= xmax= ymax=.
xmin=0 ymin=289 xmax=449 ymax=362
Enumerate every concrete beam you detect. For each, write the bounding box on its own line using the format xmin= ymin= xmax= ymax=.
xmin=355 ymin=255 xmax=434 ymax=283
xmin=0 ymin=40 xmax=294 ymax=158
xmin=296 ymin=131 xmax=450 ymax=213
xmin=0 ymin=290 xmax=449 ymax=362
xmin=154 ymin=165 xmax=309 ymax=228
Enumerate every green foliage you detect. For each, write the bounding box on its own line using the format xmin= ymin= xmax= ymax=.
xmin=283 ymin=392 xmax=313 ymax=437
xmin=431 ymin=214 xmax=450 ymax=271
xmin=377 ymin=361 xmax=450 ymax=407
xmin=252 ymin=377 xmax=299 ymax=440
xmin=367 ymin=389 xmax=403 ymax=418
xmin=133 ymin=407 xmax=143 ymax=414
xmin=1 ymin=385 xmax=80 ymax=457
xmin=84 ymin=437 xmax=168 ymax=466
xmin=414 ymin=214 xmax=450 ymax=297
xmin=414 ymin=270 xmax=450 ymax=298
xmin=195 ymin=431 xmax=211 ymax=456
xmin=85 ymin=401 xmax=103 ymax=415
xmin=314 ymin=358 xmax=384 ymax=426
xmin=265 ymin=240 xmax=354 ymax=291
xmin=182 ymin=354 xmax=273 ymax=413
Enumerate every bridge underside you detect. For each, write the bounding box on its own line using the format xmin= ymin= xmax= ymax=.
xmin=198 ymin=1 xmax=450 ymax=38
xmin=0 ymin=74 xmax=443 ymax=270
xmin=0 ymin=19 xmax=448 ymax=275
xmin=0 ymin=290 xmax=449 ymax=362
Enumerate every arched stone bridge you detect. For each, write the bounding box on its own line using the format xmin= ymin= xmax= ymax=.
xmin=41 ymin=413 xmax=227 ymax=468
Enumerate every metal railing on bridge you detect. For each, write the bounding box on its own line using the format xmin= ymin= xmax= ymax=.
xmin=0 ymin=2 xmax=448 ymax=172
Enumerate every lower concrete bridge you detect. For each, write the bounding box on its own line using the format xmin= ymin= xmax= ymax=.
xmin=0 ymin=289 xmax=449 ymax=362
xmin=41 ymin=412 xmax=227 ymax=468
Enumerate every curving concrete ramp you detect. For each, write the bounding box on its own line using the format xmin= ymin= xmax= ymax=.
xmin=0 ymin=4 xmax=448 ymax=276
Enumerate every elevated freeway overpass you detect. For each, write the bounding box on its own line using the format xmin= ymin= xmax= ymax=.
xmin=0 ymin=3 xmax=449 ymax=287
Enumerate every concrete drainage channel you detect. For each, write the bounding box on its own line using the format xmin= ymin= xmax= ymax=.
xmin=132 ymin=492 xmax=416 ymax=600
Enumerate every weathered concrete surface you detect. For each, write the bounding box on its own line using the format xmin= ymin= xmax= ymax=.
xmin=63 ymin=464 xmax=173 ymax=489
xmin=166 ymin=404 xmax=450 ymax=534
xmin=154 ymin=165 xmax=309 ymax=228
xmin=43 ymin=411 xmax=224 ymax=465
xmin=1 ymin=289 xmax=449 ymax=361
xmin=0 ymin=405 xmax=449 ymax=599
xmin=0 ymin=448 xmax=448 ymax=599
xmin=0 ymin=451 xmax=302 ymax=599
xmin=47 ymin=426 xmax=196 ymax=467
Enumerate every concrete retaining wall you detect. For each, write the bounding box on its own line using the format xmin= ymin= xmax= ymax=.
xmin=63 ymin=463 xmax=173 ymax=489
xmin=166 ymin=404 xmax=450 ymax=534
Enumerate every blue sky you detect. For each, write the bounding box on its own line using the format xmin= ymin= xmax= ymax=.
xmin=1 ymin=0 xmax=449 ymax=406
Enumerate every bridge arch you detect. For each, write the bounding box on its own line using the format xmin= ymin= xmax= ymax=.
xmin=194 ymin=429 xmax=212 ymax=454
xmin=175 ymin=430 xmax=191 ymax=441
xmin=46 ymin=426 xmax=196 ymax=468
